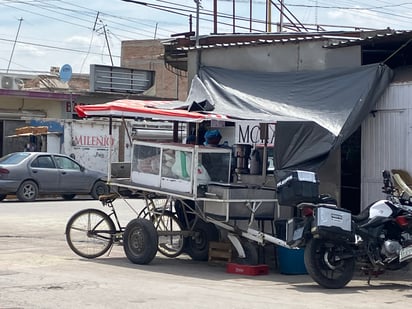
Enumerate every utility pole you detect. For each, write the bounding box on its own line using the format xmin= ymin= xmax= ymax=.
xmin=7 ymin=18 xmax=23 ymax=73
xmin=102 ymin=24 xmax=113 ymax=66
xmin=93 ymin=12 xmax=113 ymax=66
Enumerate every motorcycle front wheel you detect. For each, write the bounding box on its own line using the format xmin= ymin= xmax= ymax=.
xmin=304 ymin=238 xmax=355 ymax=289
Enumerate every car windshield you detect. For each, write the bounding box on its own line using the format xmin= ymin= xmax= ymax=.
xmin=0 ymin=152 xmax=31 ymax=165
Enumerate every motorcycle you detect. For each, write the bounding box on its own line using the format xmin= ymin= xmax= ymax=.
xmin=287 ymin=170 xmax=412 ymax=289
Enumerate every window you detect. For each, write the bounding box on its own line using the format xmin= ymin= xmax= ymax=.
xmin=32 ymin=156 xmax=55 ymax=168
xmin=0 ymin=152 xmax=30 ymax=164
xmin=54 ymin=156 xmax=81 ymax=171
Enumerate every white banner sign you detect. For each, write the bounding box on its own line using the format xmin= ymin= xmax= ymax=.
xmin=235 ymin=122 xmax=276 ymax=145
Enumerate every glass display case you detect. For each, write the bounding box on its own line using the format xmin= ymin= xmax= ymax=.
xmin=131 ymin=141 xmax=232 ymax=195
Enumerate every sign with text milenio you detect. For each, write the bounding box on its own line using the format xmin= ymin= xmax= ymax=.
xmin=235 ymin=122 xmax=275 ymax=146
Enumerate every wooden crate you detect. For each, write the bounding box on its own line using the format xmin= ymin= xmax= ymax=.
xmin=208 ymin=241 xmax=233 ymax=264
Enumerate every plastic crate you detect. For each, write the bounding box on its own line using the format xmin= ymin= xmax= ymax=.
xmin=226 ymin=263 xmax=269 ymax=276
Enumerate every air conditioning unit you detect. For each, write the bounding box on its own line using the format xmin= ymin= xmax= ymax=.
xmin=0 ymin=75 xmax=24 ymax=90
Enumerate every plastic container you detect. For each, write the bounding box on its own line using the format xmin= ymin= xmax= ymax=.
xmin=226 ymin=263 xmax=269 ymax=276
xmin=277 ymin=246 xmax=307 ymax=275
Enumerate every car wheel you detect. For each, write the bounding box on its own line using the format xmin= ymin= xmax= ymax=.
xmin=17 ymin=180 xmax=38 ymax=202
xmin=0 ymin=194 xmax=7 ymax=201
xmin=91 ymin=181 xmax=109 ymax=200
xmin=62 ymin=194 xmax=76 ymax=200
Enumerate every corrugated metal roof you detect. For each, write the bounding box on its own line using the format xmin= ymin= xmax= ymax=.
xmin=324 ymin=30 xmax=412 ymax=48
xmin=173 ymin=30 xmax=412 ymax=51
xmin=179 ymin=35 xmax=331 ymax=51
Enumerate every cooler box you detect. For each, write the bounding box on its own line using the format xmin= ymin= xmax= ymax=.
xmin=277 ymin=246 xmax=307 ymax=275
xmin=276 ymin=170 xmax=319 ymax=206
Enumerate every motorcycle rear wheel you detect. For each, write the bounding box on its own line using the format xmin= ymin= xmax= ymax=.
xmin=304 ymin=238 xmax=355 ymax=289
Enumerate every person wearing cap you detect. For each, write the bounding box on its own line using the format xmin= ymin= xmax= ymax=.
xmin=203 ymin=129 xmax=222 ymax=146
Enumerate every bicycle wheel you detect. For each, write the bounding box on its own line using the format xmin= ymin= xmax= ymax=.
xmin=65 ymin=208 xmax=116 ymax=259
xmin=141 ymin=210 xmax=185 ymax=258
xmin=153 ymin=211 xmax=185 ymax=258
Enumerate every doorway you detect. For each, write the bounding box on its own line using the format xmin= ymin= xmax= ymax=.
xmin=340 ymin=128 xmax=361 ymax=214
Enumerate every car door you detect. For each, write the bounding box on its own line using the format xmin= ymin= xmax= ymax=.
xmin=53 ymin=155 xmax=91 ymax=193
xmin=29 ymin=155 xmax=60 ymax=192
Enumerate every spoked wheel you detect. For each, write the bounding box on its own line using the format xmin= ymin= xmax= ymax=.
xmin=123 ymin=218 xmax=158 ymax=264
xmin=304 ymin=238 xmax=355 ymax=289
xmin=140 ymin=209 xmax=185 ymax=258
xmin=17 ymin=180 xmax=38 ymax=202
xmin=186 ymin=219 xmax=220 ymax=261
xmin=65 ymin=208 xmax=115 ymax=259
xmin=138 ymin=196 xmax=173 ymax=219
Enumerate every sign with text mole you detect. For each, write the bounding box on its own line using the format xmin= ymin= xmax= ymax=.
xmin=235 ymin=122 xmax=276 ymax=146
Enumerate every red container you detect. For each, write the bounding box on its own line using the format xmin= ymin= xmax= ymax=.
xmin=226 ymin=263 xmax=269 ymax=276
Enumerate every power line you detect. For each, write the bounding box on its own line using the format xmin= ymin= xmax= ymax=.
xmin=0 ymin=37 xmax=120 ymax=58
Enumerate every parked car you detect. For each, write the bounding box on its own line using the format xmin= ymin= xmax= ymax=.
xmin=0 ymin=152 xmax=109 ymax=202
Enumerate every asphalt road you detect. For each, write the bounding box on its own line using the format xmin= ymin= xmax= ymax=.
xmin=0 ymin=197 xmax=411 ymax=309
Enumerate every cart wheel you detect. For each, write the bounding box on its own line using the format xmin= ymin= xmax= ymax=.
xmin=65 ymin=208 xmax=115 ymax=259
xmin=186 ymin=219 xmax=219 ymax=261
xmin=235 ymin=240 xmax=259 ymax=265
xmin=140 ymin=209 xmax=185 ymax=258
xmin=123 ymin=218 xmax=158 ymax=264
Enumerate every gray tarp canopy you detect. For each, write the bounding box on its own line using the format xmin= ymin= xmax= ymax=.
xmin=76 ymin=63 xmax=393 ymax=171
xmin=175 ymin=63 xmax=393 ymax=171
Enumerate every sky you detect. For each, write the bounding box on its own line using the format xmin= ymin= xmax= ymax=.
xmin=0 ymin=0 xmax=411 ymax=75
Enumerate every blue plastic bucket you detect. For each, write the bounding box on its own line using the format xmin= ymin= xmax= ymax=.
xmin=277 ymin=246 xmax=307 ymax=275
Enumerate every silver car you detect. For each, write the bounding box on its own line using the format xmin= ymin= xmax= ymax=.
xmin=0 ymin=152 xmax=109 ymax=202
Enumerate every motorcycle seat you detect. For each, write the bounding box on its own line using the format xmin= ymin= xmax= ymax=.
xmin=392 ymin=173 xmax=412 ymax=198
xmin=352 ymin=211 xmax=369 ymax=223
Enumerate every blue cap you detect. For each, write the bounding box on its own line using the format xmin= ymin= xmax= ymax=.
xmin=204 ymin=130 xmax=222 ymax=145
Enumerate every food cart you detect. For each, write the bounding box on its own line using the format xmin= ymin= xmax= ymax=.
xmin=65 ymin=99 xmax=323 ymax=265
xmin=66 ymin=64 xmax=392 ymax=265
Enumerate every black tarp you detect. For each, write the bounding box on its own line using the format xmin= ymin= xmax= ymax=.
xmin=182 ymin=63 xmax=393 ymax=170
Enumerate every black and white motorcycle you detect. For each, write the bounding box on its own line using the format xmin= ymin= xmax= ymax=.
xmin=287 ymin=170 xmax=412 ymax=289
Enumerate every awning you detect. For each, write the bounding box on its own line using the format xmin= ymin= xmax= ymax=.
xmin=75 ymin=99 xmax=228 ymax=123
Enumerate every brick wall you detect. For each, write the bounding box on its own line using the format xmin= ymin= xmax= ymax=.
xmin=121 ymin=40 xmax=188 ymax=101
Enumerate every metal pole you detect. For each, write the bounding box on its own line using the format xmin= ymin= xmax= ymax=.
xmin=232 ymin=0 xmax=236 ymax=33
xmin=249 ymin=0 xmax=252 ymax=32
xmin=7 ymin=18 xmax=23 ymax=73
xmin=102 ymin=24 xmax=114 ymax=66
xmin=195 ymin=0 xmax=201 ymax=74
xmin=213 ymin=0 xmax=217 ymax=34
xmin=279 ymin=0 xmax=284 ymax=32
xmin=195 ymin=0 xmax=200 ymax=48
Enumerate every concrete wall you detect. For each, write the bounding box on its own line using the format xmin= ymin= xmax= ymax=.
xmin=188 ymin=40 xmax=360 ymax=80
